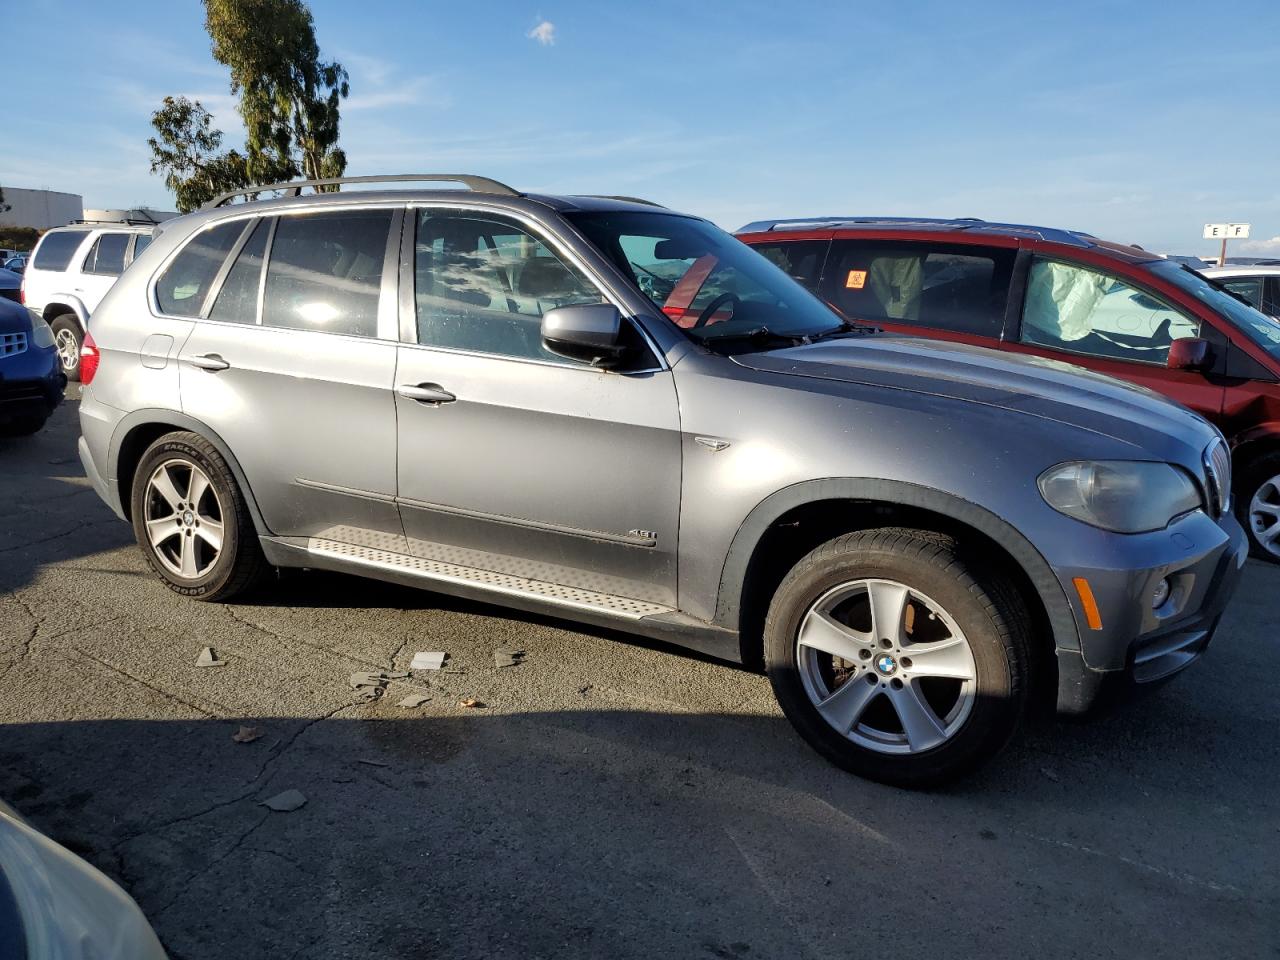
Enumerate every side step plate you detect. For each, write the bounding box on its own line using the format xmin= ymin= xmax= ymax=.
xmin=305 ymin=537 xmax=672 ymax=620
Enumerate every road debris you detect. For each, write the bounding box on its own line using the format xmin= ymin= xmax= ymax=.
xmin=397 ymin=693 xmax=431 ymax=709
xmin=494 ymin=647 xmax=525 ymax=668
xmin=232 ymin=725 xmax=263 ymax=744
xmin=349 ymin=669 xmax=429 ymax=702
xmin=458 ymin=698 xmax=485 ymax=709
xmin=356 ymin=758 xmax=389 ymax=768
xmin=410 ymin=651 xmax=447 ymax=670
xmin=261 ymin=789 xmax=307 ymax=812
xmin=194 ymin=647 xmax=227 ymax=668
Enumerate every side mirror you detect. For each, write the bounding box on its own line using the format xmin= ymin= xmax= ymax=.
xmin=541 ymin=304 xmax=628 ymax=367
xmin=1167 ymin=337 xmax=1210 ymax=371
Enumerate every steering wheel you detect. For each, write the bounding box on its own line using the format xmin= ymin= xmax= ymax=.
xmin=693 ymin=291 xmax=742 ymax=328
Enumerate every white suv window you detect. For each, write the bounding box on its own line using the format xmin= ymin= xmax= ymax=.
xmin=32 ymin=231 xmax=90 ymax=271
xmin=82 ymin=233 xmax=130 ymax=277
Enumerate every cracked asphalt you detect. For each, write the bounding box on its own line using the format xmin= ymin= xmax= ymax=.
xmin=2 ymin=394 xmax=1278 ymax=960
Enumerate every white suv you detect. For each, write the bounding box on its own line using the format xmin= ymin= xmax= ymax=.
xmin=23 ymin=222 xmax=156 ymax=379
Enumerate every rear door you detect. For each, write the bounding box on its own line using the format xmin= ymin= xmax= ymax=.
xmin=77 ymin=232 xmax=131 ymax=312
xmin=174 ymin=207 xmax=405 ymax=547
xmin=1004 ymin=255 xmax=1225 ymax=421
xmin=394 ymin=206 xmax=682 ymax=606
xmin=817 ymin=237 xmax=1017 ymax=345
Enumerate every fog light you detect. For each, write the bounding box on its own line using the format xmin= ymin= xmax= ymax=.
xmin=1152 ymin=577 xmax=1171 ymax=610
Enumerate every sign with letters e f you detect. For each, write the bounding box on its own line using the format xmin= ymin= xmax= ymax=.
xmin=1203 ymin=223 xmax=1251 ymax=239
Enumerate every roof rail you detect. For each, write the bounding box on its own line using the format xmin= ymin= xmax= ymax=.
xmin=202 ymin=173 xmax=520 ymax=211
xmin=581 ymin=195 xmax=666 ymax=208
xmin=736 ymin=216 xmax=1095 ymax=248
xmin=67 ymin=217 xmax=161 ymax=227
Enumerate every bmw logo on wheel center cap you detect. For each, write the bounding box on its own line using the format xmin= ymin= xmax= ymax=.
xmin=875 ymin=654 xmax=897 ymax=676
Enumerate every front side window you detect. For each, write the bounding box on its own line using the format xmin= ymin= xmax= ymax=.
xmin=262 ymin=210 xmax=392 ymax=338
xmin=821 ymin=240 xmax=1014 ymax=337
xmin=82 ymin=233 xmax=130 ymax=276
xmin=155 ymin=220 xmax=246 ymax=317
xmin=414 ymin=210 xmax=604 ymax=362
xmin=1020 ymin=258 xmax=1199 ymax=365
xmin=32 ymin=230 xmax=89 ymax=271
xmin=568 ymin=211 xmax=839 ymax=342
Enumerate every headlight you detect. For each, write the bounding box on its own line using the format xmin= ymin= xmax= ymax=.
xmin=1038 ymin=461 xmax=1202 ymax=533
xmin=29 ymin=314 xmax=55 ymax=348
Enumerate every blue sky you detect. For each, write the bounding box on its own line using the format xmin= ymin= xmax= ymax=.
xmin=5 ymin=0 xmax=1280 ymax=255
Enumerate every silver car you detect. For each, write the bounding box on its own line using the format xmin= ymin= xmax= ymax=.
xmin=77 ymin=174 xmax=1247 ymax=786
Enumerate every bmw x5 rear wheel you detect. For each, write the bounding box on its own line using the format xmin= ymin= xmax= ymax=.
xmin=131 ymin=432 xmax=269 ymax=601
xmin=764 ymin=527 xmax=1031 ymax=788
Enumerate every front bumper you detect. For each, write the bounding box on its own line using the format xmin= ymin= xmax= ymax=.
xmin=0 ymin=344 xmax=64 ymax=424
xmin=1052 ymin=508 xmax=1248 ymax=714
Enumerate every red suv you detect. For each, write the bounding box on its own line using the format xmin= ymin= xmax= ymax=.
xmin=737 ymin=217 xmax=1280 ymax=562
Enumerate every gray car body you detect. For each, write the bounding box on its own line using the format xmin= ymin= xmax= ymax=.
xmin=78 ymin=189 xmax=1248 ymax=714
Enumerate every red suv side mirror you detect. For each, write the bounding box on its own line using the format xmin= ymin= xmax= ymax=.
xmin=1167 ymin=337 xmax=1210 ymax=371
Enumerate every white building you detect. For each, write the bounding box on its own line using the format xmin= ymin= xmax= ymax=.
xmin=0 ymin=187 xmax=83 ymax=230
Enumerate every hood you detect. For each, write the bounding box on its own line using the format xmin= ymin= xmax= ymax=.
xmin=0 ymin=268 xmax=19 ymax=290
xmin=0 ymin=298 xmax=32 ymax=334
xmin=732 ymin=335 xmax=1215 ymax=453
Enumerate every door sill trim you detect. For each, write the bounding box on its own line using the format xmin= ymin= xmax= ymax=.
xmin=303 ymin=537 xmax=670 ymax=620
xmin=396 ymin=496 xmax=657 ymax=547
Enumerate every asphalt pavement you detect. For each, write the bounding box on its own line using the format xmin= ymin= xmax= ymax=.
xmin=1 ymin=394 xmax=1277 ymax=959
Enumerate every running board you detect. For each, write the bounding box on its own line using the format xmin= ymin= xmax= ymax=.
xmin=304 ymin=537 xmax=672 ymax=620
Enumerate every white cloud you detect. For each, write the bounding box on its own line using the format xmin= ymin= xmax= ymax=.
xmin=528 ymin=20 xmax=556 ymax=46
xmin=1241 ymin=236 xmax=1280 ymax=254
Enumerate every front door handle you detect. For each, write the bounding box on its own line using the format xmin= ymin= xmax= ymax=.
xmin=186 ymin=353 xmax=231 ymax=371
xmin=397 ymin=382 xmax=456 ymax=405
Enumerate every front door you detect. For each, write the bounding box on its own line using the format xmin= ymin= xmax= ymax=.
xmin=1008 ymin=256 xmax=1226 ymax=422
xmin=175 ymin=208 xmax=405 ymax=547
xmin=394 ymin=208 xmax=681 ymax=606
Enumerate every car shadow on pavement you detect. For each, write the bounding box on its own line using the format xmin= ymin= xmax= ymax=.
xmin=1 ymin=683 xmax=1275 ymax=960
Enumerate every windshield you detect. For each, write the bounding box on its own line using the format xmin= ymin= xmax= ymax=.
xmin=566 ymin=211 xmax=842 ymax=343
xmin=1150 ymin=260 xmax=1280 ymax=360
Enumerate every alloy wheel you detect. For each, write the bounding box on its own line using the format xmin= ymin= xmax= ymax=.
xmin=143 ymin=459 xmax=225 ymax=579
xmin=795 ymin=578 xmax=977 ymax=755
xmin=1249 ymin=473 xmax=1280 ymax=558
xmin=54 ymin=328 xmax=79 ymax=371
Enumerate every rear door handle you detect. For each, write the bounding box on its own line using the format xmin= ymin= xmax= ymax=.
xmin=186 ymin=353 xmax=230 ymax=371
xmin=397 ymin=382 xmax=456 ymax=404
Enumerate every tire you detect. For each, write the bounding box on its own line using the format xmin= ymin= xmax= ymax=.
xmin=1236 ymin=450 xmax=1280 ymax=564
xmin=0 ymin=415 xmax=48 ymax=437
xmin=130 ymin=431 xmax=270 ymax=601
xmin=763 ymin=527 xmax=1031 ymax=788
xmin=50 ymin=314 xmax=83 ymax=381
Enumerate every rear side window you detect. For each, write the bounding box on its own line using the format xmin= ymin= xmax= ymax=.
xmin=821 ymin=240 xmax=1015 ymax=337
xmin=208 ymin=219 xmax=270 ymax=324
xmin=32 ymin=230 xmax=89 ymax=271
xmin=1266 ymin=278 xmax=1280 ymax=316
xmin=155 ymin=220 xmax=246 ymax=317
xmin=1218 ymin=276 xmax=1263 ymax=308
xmin=82 ymin=233 xmax=130 ymax=276
xmin=262 ymin=210 xmax=392 ymax=338
xmin=750 ymin=240 xmax=827 ymax=289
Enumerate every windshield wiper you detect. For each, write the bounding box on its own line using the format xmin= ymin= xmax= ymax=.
xmin=700 ymin=326 xmax=810 ymax=353
xmin=809 ymin=318 xmax=880 ymax=340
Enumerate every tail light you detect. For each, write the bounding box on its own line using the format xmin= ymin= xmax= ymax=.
xmin=18 ymin=273 xmax=25 ymax=305
xmin=80 ymin=331 xmax=100 ymax=385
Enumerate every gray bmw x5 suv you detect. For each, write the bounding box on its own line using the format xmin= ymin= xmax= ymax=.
xmin=77 ymin=174 xmax=1247 ymax=786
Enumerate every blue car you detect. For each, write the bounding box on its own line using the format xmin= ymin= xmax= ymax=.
xmin=0 ymin=297 xmax=65 ymax=436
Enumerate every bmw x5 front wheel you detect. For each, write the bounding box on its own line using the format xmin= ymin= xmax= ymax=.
xmin=763 ymin=527 xmax=1031 ymax=788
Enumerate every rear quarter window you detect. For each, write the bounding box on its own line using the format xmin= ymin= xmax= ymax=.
xmin=155 ymin=220 xmax=247 ymax=317
xmin=32 ymin=230 xmax=90 ymax=271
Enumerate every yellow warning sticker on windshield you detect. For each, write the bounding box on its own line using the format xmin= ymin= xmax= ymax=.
xmin=845 ymin=269 xmax=867 ymax=290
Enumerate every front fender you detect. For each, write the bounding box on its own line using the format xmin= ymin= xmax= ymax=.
xmin=712 ymin=477 xmax=1080 ymax=657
